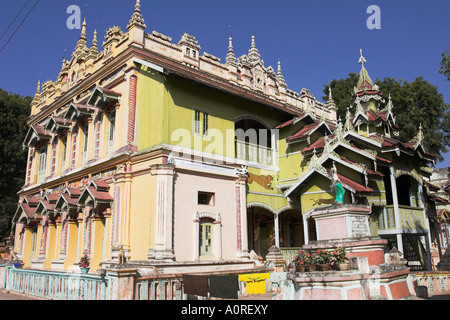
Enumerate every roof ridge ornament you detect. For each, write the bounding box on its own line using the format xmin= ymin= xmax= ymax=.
xmin=409 ymin=123 xmax=424 ymax=145
xmin=326 ymin=86 xmax=337 ymax=110
xmin=355 ymin=48 xmax=374 ymax=92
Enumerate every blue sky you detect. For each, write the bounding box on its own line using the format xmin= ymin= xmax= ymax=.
xmin=0 ymin=0 xmax=449 ymax=166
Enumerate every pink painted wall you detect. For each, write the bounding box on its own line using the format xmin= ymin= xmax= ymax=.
xmin=173 ymin=171 xmax=238 ymax=261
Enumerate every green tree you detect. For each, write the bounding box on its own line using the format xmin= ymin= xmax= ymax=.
xmin=439 ymin=46 xmax=450 ymax=81
xmin=0 ymin=89 xmax=31 ymax=239
xmin=323 ymin=76 xmax=449 ymax=162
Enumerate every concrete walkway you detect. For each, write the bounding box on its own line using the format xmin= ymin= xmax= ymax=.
xmin=0 ymin=289 xmax=44 ymax=300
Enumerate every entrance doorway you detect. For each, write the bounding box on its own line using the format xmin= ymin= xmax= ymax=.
xmin=247 ymin=206 xmax=274 ymax=259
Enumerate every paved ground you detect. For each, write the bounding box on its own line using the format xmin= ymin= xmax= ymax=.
xmin=0 ymin=289 xmax=43 ymax=300
xmin=1 ymin=288 xmax=449 ymax=300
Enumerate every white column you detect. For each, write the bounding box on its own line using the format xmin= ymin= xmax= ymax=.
xmin=303 ymin=216 xmax=309 ymax=245
xmin=151 ymin=164 xmax=175 ymax=261
xmin=274 ymin=213 xmax=280 ymax=248
xmin=389 ymin=167 xmax=403 ymax=253
xmin=235 ymin=174 xmax=249 ymax=259
xmin=418 ymin=183 xmax=433 ymax=268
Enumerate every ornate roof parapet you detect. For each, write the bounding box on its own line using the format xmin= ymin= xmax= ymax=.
xmin=178 ymin=33 xmax=201 ymax=66
xmin=28 ymin=5 xmax=338 ymax=126
xmin=103 ymin=26 xmax=125 ymax=47
xmin=178 ymin=33 xmax=201 ymax=50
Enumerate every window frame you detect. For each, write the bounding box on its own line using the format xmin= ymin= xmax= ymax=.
xmin=192 ymin=107 xmax=211 ymax=138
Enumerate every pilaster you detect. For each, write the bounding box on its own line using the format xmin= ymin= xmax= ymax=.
xmin=43 ymin=221 xmax=57 ymax=269
xmin=235 ymin=173 xmax=249 ymax=259
xmin=63 ymin=219 xmax=79 ymax=271
xmin=21 ymin=226 xmax=34 ymax=268
xmin=148 ymin=164 xmax=175 ymax=261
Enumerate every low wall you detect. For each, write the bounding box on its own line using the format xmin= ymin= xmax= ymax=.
xmin=411 ymin=271 xmax=450 ymax=298
xmin=274 ymin=267 xmax=415 ymax=300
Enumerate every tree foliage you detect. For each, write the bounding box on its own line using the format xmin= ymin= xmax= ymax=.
xmin=0 ymin=89 xmax=31 ymax=239
xmin=439 ymin=45 xmax=450 ymax=81
xmin=323 ymin=75 xmax=449 ymax=162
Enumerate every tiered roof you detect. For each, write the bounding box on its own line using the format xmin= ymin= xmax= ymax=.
xmin=281 ymin=49 xmax=436 ymax=204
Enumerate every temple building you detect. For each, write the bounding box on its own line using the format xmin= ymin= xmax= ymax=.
xmin=11 ymin=0 xmax=438 ymax=275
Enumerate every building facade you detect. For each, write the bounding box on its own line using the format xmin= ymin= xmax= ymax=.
xmin=11 ymin=1 xmax=437 ymax=274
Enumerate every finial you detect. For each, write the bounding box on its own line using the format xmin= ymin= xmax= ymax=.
xmin=81 ymin=16 xmax=87 ymax=38
xmin=226 ymin=35 xmax=236 ymax=65
xmin=88 ymin=26 xmax=99 ymax=58
xmin=36 ymin=80 xmax=41 ymax=94
xmin=276 ymin=59 xmax=286 ymax=84
xmin=248 ymin=33 xmax=261 ymax=64
xmin=128 ymin=0 xmax=146 ymax=29
xmin=358 ymin=48 xmax=366 ymax=68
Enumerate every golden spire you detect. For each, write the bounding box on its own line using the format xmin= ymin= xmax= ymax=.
xmin=74 ymin=17 xmax=88 ymax=58
xmin=88 ymin=28 xmax=98 ymax=59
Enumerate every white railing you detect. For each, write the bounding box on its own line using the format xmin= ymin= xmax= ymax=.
xmin=235 ymin=140 xmax=273 ymax=166
xmin=3 ymin=266 xmax=108 ymax=300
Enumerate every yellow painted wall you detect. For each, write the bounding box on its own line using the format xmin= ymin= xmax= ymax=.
xmin=22 ymin=227 xmax=32 ymax=268
xmin=64 ymin=221 xmax=78 ymax=271
xmin=43 ymin=224 xmax=56 ymax=269
xmin=300 ymin=175 xmax=336 ymax=214
xmin=137 ymin=66 xmax=286 ymax=159
xmin=128 ymin=158 xmax=159 ymax=260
